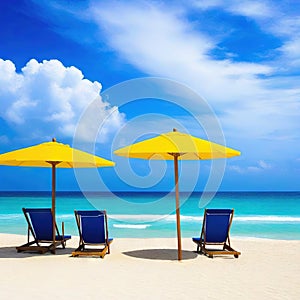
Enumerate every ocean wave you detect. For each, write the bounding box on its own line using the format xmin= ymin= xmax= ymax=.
xmin=56 ymin=214 xmax=74 ymax=220
xmin=1 ymin=213 xmax=299 ymax=224
xmin=109 ymin=214 xmax=200 ymax=223
xmin=113 ymin=224 xmax=151 ymax=229
xmin=234 ymin=216 xmax=300 ymax=222
xmin=109 ymin=214 xmax=300 ymax=223
xmin=110 ymin=214 xmax=170 ymax=222
xmin=0 ymin=214 xmax=23 ymax=220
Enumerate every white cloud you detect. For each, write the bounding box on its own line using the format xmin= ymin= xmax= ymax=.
xmin=0 ymin=58 xmax=125 ymax=142
xmin=222 ymin=2 xmax=300 ymax=69
xmin=191 ymin=0 xmax=276 ymax=25
xmin=278 ymin=38 xmax=300 ymax=68
xmin=258 ymin=160 xmax=272 ymax=169
xmin=226 ymin=0 xmax=274 ymax=19
xmin=229 ymin=165 xmax=246 ymax=174
xmin=270 ymin=16 xmax=300 ymax=37
xmin=192 ymin=1 xmax=300 ymax=67
xmin=85 ymin=1 xmax=300 ymax=144
xmin=89 ymin=2 xmax=273 ymax=103
xmin=27 ymin=1 xmax=300 ymax=149
xmin=230 ymin=160 xmax=272 ymax=173
xmin=91 ymin=2 xmax=214 ymax=65
xmin=84 ymin=1 xmax=300 ymax=142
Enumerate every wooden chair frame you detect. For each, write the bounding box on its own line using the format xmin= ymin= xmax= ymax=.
xmin=16 ymin=208 xmax=71 ymax=254
xmin=194 ymin=209 xmax=241 ymax=258
xmin=72 ymin=210 xmax=113 ymax=258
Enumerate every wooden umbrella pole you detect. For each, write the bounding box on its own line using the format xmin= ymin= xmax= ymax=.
xmin=174 ymin=154 xmax=182 ymax=261
xmin=51 ymin=162 xmax=56 ymax=254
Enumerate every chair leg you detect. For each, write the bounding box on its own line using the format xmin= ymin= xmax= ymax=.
xmin=200 ymin=243 xmax=205 ymax=255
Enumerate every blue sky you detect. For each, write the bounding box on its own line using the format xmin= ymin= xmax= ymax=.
xmin=0 ymin=0 xmax=299 ymax=192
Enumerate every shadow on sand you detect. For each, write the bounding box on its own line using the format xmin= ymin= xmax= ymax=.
xmin=0 ymin=246 xmax=75 ymax=258
xmin=123 ymin=248 xmax=197 ymax=261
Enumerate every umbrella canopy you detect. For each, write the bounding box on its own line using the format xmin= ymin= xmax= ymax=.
xmin=0 ymin=139 xmax=115 ymax=168
xmin=114 ymin=130 xmax=240 ymax=160
xmin=114 ymin=129 xmax=240 ymax=260
xmin=0 ymin=138 xmax=115 ymax=253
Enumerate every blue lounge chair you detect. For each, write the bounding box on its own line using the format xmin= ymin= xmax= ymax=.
xmin=192 ymin=209 xmax=240 ymax=258
xmin=16 ymin=208 xmax=71 ymax=254
xmin=72 ymin=210 xmax=113 ymax=258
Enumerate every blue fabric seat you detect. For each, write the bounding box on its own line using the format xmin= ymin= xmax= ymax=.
xmin=72 ymin=210 xmax=113 ymax=258
xmin=16 ymin=208 xmax=71 ymax=254
xmin=192 ymin=209 xmax=240 ymax=258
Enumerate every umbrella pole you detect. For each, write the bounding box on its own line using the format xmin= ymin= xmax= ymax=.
xmin=174 ymin=154 xmax=182 ymax=261
xmin=51 ymin=163 xmax=56 ymax=254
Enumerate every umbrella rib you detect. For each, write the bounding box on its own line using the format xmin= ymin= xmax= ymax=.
xmin=196 ymin=154 xmax=203 ymax=160
xmin=167 ymin=152 xmax=186 ymax=157
xmin=46 ymin=161 xmax=62 ymax=166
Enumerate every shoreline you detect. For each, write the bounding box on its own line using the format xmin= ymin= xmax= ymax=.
xmin=0 ymin=233 xmax=299 ymax=299
xmin=1 ymin=232 xmax=300 ymax=241
xmin=1 ymin=231 xmax=300 ymax=241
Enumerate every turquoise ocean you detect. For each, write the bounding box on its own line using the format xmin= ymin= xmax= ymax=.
xmin=0 ymin=191 xmax=299 ymax=240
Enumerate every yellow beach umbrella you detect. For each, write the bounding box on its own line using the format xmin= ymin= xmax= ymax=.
xmin=0 ymin=138 xmax=115 ymax=253
xmin=114 ymin=129 xmax=240 ymax=261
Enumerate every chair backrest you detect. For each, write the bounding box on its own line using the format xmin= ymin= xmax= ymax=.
xmin=25 ymin=208 xmax=53 ymax=241
xmin=75 ymin=210 xmax=107 ymax=244
xmin=204 ymin=209 xmax=233 ymax=243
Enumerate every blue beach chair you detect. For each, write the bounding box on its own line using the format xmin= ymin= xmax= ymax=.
xmin=72 ymin=210 xmax=113 ymax=258
xmin=192 ymin=209 xmax=241 ymax=258
xmin=16 ymin=208 xmax=71 ymax=254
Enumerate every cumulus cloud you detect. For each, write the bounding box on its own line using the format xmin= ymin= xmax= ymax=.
xmin=0 ymin=58 xmax=125 ymax=142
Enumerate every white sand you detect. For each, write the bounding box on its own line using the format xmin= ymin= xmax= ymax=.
xmin=0 ymin=233 xmax=299 ymax=299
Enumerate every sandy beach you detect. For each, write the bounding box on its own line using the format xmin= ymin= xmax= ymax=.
xmin=0 ymin=234 xmax=299 ymax=299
